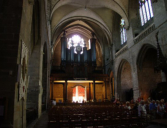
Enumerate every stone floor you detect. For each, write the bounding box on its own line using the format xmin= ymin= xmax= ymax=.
xmin=27 ymin=111 xmax=48 ymax=128
xmin=28 ymin=112 xmax=167 ymax=128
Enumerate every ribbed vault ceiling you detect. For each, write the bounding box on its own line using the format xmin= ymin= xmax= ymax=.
xmin=49 ymin=0 xmax=129 ymax=53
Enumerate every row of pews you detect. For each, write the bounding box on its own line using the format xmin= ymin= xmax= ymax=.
xmin=48 ymin=103 xmax=148 ymax=128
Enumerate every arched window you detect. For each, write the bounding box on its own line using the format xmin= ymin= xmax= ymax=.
xmin=120 ymin=19 xmax=127 ymax=45
xmin=139 ymin=0 xmax=154 ymax=26
xmin=67 ymin=35 xmax=84 ymax=54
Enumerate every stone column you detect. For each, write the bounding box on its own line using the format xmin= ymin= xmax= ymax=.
xmin=131 ymin=65 xmax=140 ymax=101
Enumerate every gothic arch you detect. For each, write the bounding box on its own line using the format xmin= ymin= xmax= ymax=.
xmin=117 ymin=59 xmax=133 ymax=101
xmin=52 ymin=14 xmax=112 ymax=47
xmin=137 ymin=44 xmax=156 ymax=70
xmin=71 ymin=84 xmax=85 ymax=88
xmin=50 ymin=0 xmax=129 ymax=27
xmin=137 ymin=44 xmax=162 ymax=100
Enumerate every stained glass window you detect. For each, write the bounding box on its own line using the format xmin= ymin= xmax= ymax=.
xmin=139 ymin=0 xmax=154 ymax=26
xmin=120 ymin=19 xmax=127 ymax=45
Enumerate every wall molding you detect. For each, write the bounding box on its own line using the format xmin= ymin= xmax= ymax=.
xmin=115 ymin=44 xmax=128 ymax=58
xmin=134 ymin=23 xmax=155 ymax=44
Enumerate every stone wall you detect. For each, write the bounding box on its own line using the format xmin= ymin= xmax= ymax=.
xmin=114 ymin=0 xmax=167 ymax=101
xmin=26 ymin=0 xmax=50 ymax=121
xmin=0 ymin=0 xmax=23 ymax=127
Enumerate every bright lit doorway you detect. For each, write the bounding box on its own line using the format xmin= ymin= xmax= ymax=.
xmin=72 ymin=85 xmax=87 ymax=103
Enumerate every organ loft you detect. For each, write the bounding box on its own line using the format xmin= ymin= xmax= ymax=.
xmin=51 ymin=31 xmax=110 ymax=103
xmin=0 ymin=0 xmax=167 ymax=128
xmin=60 ymin=31 xmax=98 ymax=77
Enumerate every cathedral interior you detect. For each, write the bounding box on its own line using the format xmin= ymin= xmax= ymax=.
xmin=0 ymin=0 xmax=167 ymax=128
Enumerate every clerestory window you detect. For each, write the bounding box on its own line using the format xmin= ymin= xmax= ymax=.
xmin=139 ymin=0 xmax=154 ymax=26
xmin=120 ymin=19 xmax=127 ymax=45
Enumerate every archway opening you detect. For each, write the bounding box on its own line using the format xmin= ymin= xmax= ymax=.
xmin=72 ymin=85 xmax=86 ymax=103
xmin=138 ymin=48 xmax=161 ymax=100
xmin=121 ymin=61 xmax=133 ymax=101
xmin=52 ymin=20 xmax=103 ymax=67
xmin=118 ymin=60 xmax=133 ymax=102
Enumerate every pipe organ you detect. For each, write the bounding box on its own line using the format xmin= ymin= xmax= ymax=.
xmin=60 ymin=31 xmax=97 ymax=78
xmin=61 ymin=32 xmax=96 ymax=66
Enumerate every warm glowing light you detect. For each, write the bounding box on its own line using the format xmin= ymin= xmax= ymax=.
xmin=67 ymin=35 xmax=85 ymax=54
xmin=72 ymin=35 xmax=81 ymax=43
xmin=54 ymin=80 xmax=65 ymax=83
xmin=68 ymin=80 xmax=93 ymax=83
xmin=54 ymin=80 xmax=104 ymax=83
xmin=73 ymin=96 xmax=84 ymax=103
xmin=67 ymin=80 xmax=103 ymax=83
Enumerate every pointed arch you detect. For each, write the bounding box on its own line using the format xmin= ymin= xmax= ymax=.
xmin=117 ymin=59 xmax=133 ymax=101
xmin=137 ymin=44 xmax=156 ymax=70
xmin=50 ymin=0 xmax=129 ymax=27
xmin=117 ymin=59 xmax=129 ymax=86
xmin=71 ymin=84 xmax=85 ymax=88
xmin=136 ymin=44 xmax=162 ymax=100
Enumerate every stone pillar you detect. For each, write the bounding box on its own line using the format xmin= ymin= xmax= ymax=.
xmin=93 ymin=80 xmax=96 ymax=102
xmin=131 ymin=66 xmax=140 ymax=102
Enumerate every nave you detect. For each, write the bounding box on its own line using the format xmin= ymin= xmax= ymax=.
xmin=29 ymin=103 xmax=167 ymax=128
xmin=1 ymin=1 xmax=167 ymax=128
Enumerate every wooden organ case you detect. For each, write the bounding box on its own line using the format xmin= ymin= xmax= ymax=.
xmin=60 ymin=32 xmax=97 ymax=79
